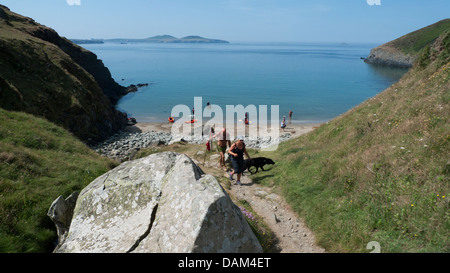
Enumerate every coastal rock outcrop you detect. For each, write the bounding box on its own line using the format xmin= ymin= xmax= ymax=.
xmin=51 ymin=152 xmax=262 ymax=253
xmin=364 ymin=46 xmax=416 ymax=68
xmin=364 ymin=19 xmax=450 ymax=68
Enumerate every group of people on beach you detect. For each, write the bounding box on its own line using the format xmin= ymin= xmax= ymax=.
xmin=281 ymin=110 xmax=293 ymax=131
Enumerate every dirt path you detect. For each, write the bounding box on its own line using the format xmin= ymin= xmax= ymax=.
xmin=131 ymin=121 xmax=326 ymax=253
xmin=224 ymin=172 xmax=325 ymax=253
xmin=199 ymin=147 xmax=325 ymax=253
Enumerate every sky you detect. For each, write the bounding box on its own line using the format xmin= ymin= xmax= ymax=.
xmin=0 ymin=0 xmax=449 ymax=44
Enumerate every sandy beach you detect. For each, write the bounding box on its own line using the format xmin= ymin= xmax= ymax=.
xmin=124 ymin=121 xmax=322 ymax=139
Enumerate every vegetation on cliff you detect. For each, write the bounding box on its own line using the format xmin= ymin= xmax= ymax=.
xmin=0 ymin=5 xmax=127 ymax=143
xmin=0 ymin=5 xmax=127 ymax=252
xmin=256 ymin=30 xmax=449 ymax=252
xmin=365 ymin=19 xmax=450 ymax=68
xmin=386 ymin=19 xmax=450 ymax=55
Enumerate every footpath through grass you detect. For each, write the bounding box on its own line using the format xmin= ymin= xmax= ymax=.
xmin=253 ymin=38 xmax=449 ymax=252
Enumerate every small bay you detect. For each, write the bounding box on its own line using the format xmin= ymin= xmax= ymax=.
xmin=83 ymin=42 xmax=408 ymax=123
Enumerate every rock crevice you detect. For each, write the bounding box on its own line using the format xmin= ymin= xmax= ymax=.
xmin=126 ymin=204 xmax=159 ymax=253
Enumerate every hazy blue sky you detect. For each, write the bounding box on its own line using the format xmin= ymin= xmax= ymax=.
xmin=1 ymin=0 xmax=449 ymax=43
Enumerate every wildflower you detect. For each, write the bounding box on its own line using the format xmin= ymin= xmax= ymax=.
xmin=239 ymin=206 xmax=255 ymax=221
xmin=411 ymin=204 xmax=414 ymax=207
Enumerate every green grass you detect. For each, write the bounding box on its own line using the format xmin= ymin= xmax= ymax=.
xmin=0 ymin=6 xmax=125 ymax=142
xmin=387 ymin=19 xmax=450 ymax=55
xmin=252 ymin=35 xmax=449 ymax=252
xmin=0 ymin=108 xmax=118 ymax=252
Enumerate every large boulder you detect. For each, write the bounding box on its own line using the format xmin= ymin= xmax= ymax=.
xmin=52 ymin=152 xmax=262 ymax=253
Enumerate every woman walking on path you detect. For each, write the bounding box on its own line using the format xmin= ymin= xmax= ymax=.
xmin=228 ymin=136 xmax=252 ymax=186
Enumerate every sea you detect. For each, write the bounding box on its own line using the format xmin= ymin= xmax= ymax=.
xmin=82 ymin=42 xmax=408 ymax=124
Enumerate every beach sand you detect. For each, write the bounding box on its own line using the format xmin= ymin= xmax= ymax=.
xmin=123 ymin=121 xmax=322 ymax=139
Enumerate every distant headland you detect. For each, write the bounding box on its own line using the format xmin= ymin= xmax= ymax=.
xmin=71 ymin=35 xmax=229 ymax=44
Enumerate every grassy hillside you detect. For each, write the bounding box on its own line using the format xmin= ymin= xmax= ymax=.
xmin=0 ymin=5 xmax=127 ymax=143
xmin=253 ymin=32 xmax=449 ymax=252
xmin=0 ymin=108 xmax=118 ymax=252
xmin=386 ymin=19 xmax=450 ymax=55
xmin=365 ymin=19 xmax=450 ymax=68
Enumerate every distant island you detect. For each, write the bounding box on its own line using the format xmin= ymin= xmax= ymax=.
xmin=71 ymin=35 xmax=229 ymax=45
xmin=146 ymin=35 xmax=229 ymax=43
xmin=70 ymin=39 xmax=104 ymax=44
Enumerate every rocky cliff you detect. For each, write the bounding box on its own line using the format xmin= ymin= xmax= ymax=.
xmin=49 ymin=152 xmax=262 ymax=253
xmin=365 ymin=19 xmax=450 ymax=68
xmin=0 ymin=5 xmax=127 ymax=142
xmin=364 ymin=45 xmax=417 ymax=68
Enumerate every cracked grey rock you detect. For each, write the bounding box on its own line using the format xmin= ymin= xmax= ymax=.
xmin=52 ymin=152 xmax=262 ymax=253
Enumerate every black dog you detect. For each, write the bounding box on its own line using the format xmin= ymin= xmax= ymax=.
xmin=244 ymin=157 xmax=275 ymax=174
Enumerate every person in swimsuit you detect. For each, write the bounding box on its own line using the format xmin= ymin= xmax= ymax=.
xmin=208 ymin=128 xmax=231 ymax=171
xmin=281 ymin=116 xmax=286 ymax=131
xmin=228 ymin=136 xmax=252 ymax=186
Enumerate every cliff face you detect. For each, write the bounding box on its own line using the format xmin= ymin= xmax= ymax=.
xmin=0 ymin=5 xmax=127 ymax=142
xmin=29 ymin=26 xmax=127 ymax=105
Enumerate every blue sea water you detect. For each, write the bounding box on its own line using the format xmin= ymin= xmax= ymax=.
xmin=83 ymin=42 xmax=408 ymax=123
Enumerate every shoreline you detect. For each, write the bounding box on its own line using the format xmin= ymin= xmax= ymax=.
xmin=123 ymin=121 xmax=323 ymax=139
xmin=92 ymin=121 xmax=323 ymax=161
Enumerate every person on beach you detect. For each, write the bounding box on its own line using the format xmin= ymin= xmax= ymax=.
xmin=281 ymin=116 xmax=286 ymax=131
xmin=289 ymin=110 xmax=293 ymax=124
xmin=208 ymin=128 xmax=231 ymax=171
xmin=228 ymin=136 xmax=252 ymax=186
